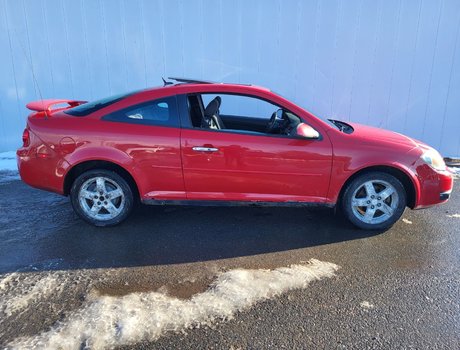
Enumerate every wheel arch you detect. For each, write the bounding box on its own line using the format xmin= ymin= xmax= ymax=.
xmin=337 ymin=165 xmax=417 ymax=209
xmin=63 ymin=160 xmax=140 ymax=200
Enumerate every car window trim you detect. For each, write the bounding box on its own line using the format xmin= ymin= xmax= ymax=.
xmin=178 ymin=125 xmax=323 ymax=141
xmin=177 ymin=92 xmax=323 ymax=141
xmin=64 ymin=89 xmax=144 ymax=117
xmin=101 ymin=95 xmax=181 ymax=128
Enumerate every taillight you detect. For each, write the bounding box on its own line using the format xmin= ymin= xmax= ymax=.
xmin=22 ymin=128 xmax=30 ymax=147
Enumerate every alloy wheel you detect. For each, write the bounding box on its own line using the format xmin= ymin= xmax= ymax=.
xmin=350 ymin=179 xmax=399 ymax=225
xmin=78 ymin=176 xmax=125 ymax=221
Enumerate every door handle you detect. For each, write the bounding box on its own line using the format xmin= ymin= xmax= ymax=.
xmin=192 ymin=146 xmax=219 ymax=152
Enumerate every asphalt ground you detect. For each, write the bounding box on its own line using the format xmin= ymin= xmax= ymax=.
xmin=0 ymin=174 xmax=458 ymax=349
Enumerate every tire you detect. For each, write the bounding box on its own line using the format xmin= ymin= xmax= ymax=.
xmin=341 ymin=171 xmax=406 ymax=230
xmin=70 ymin=169 xmax=134 ymax=227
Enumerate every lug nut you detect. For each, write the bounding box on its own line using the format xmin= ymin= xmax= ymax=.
xmin=371 ymin=205 xmax=375 ymax=209
xmin=371 ymin=195 xmax=375 ymax=199
xmin=367 ymin=200 xmax=371 ymax=204
xmin=97 ymin=201 xmax=101 ymax=205
xmin=377 ymin=197 xmax=381 ymax=200
xmin=377 ymin=203 xmax=381 ymax=207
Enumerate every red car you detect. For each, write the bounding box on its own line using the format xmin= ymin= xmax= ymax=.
xmin=17 ymin=78 xmax=453 ymax=229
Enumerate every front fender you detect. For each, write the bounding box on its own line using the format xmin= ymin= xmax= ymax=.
xmin=327 ymin=147 xmax=422 ymax=207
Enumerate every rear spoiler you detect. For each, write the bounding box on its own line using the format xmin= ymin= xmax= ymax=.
xmin=26 ymin=99 xmax=87 ymax=112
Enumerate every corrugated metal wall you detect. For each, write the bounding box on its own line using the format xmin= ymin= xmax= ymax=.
xmin=1 ymin=0 xmax=459 ymax=156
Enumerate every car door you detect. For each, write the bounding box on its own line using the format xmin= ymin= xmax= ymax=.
xmin=97 ymin=96 xmax=185 ymax=200
xmin=180 ymin=94 xmax=333 ymax=202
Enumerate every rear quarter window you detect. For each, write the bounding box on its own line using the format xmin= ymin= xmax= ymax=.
xmin=101 ymin=96 xmax=179 ymax=127
xmin=65 ymin=90 xmax=141 ymax=116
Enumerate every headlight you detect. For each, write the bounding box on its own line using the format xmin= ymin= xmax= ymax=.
xmin=421 ymin=149 xmax=446 ymax=171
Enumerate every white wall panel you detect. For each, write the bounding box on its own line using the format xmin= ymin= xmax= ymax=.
xmin=0 ymin=0 xmax=459 ymax=156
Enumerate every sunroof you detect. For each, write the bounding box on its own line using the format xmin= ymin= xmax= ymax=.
xmin=167 ymin=77 xmax=216 ymax=84
xmin=166 ymin=77 xmax=252 ymax=87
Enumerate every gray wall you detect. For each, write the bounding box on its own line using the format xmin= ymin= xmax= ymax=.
xmin=1 ymin=0 xmax=459 ymax=156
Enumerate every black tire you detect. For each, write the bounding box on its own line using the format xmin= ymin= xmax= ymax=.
xmin=70 ymin=169 xmax=134 ymax=227
xmin=341 ymin=171 xmax=407 ymax=230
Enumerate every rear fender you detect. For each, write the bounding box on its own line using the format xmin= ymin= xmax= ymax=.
xmin=65 ymin=147 xmax=133 ymax=168
xmin=64 ymin=147 xmax=144 ymax=194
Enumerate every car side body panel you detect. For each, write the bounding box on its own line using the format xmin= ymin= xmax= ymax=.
xmin=19 ymin=109 xmax=184 ymax=199
xmin=61 ymin=121 xmax=185 ymax=200
xmin=180 ymin=128 xmax=333 ymax=202
xmin=16 ymin=82 xmax=453 ymax=213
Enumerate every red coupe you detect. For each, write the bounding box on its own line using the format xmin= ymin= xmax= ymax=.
xmin=17 ymin=78 xmax=453 ymax=229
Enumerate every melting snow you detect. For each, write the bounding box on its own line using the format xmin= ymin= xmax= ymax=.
xmin=8 ymin=259 xmax=339 ymax=349
xmin=448 ymin=167 xmax=460 ymax=179
xmin=0 ymin=151 xmax=19 ymax=183
xmin=402 ymin=218 xmax=413 ymax=224
xmin=0 ymin=273 xmax=62 ymax=317
xmin=0 ymin=151 xmax=17 ymax=171
xmin=447 ymin=214 xmax=460 ymax=218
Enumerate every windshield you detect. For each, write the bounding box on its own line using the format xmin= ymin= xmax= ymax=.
xmin=65 ymin=90 xmax=142 ymax=116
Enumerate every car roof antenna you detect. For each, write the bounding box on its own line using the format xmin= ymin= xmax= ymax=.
xmin=162 ymin=77 xmax=173 ymax=86
xmin=12 ymin=24 xmax=49 ymax=119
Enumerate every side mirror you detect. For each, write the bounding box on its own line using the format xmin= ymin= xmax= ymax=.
xmin=296 ymin=123 xmax=320 ymax=139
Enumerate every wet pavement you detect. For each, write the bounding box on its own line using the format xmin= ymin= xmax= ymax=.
xmin=0 ymin=174 xmax=459 ymax=349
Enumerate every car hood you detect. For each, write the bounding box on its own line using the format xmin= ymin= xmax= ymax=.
xmin=344 ymin=122 xmax=426 ymax=151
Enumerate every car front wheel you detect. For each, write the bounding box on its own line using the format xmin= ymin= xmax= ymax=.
xmin=70 ymin=169 xmax=134 ymax=227
xmin=342 ymin=171 xmax=407 ymax=230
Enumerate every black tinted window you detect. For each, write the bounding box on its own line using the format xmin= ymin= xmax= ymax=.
xmin=102 ymin=96 xmax=179 ymax=127
xmin=65 ymin=90 xmax=141 ymax=116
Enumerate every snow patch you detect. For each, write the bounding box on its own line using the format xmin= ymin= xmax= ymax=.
xmin=0 ymin=151 xmax=18 ymax=172
xmin=360 ymin=301 xmax=374 ymax=309
xmin=9 ymin=259 xmax=339 ymax=349
xmin=402 ymin=218 xmax=412 ymax=224
xmin=0 ymin=151 xmax=20 ymax=183
xmin=446 ymin=214 xmax=460 ymax=218
xmin=0 ymin=272 xmax=19 ymax=291
xmin=0 ymin=272 xmax=63 ymax=317
xmin=448 ymin=167 xmax=460 ymax=179
xmin=0 ymin=272 xmax=73 ymax=323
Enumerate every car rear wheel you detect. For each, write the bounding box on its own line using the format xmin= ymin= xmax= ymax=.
xmin=342 ymin=171 xmax=406 ymax=230
xmin=70 ymin=169 xmax=134 ymax=227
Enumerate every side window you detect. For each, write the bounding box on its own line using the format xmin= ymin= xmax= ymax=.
xmin=102 ymin=96 xmax=179 ymax=127
xmin=201 ymin=94 xmax=275 ymax=119
xmin=196 ymin=93 xmax=301 ymax=136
